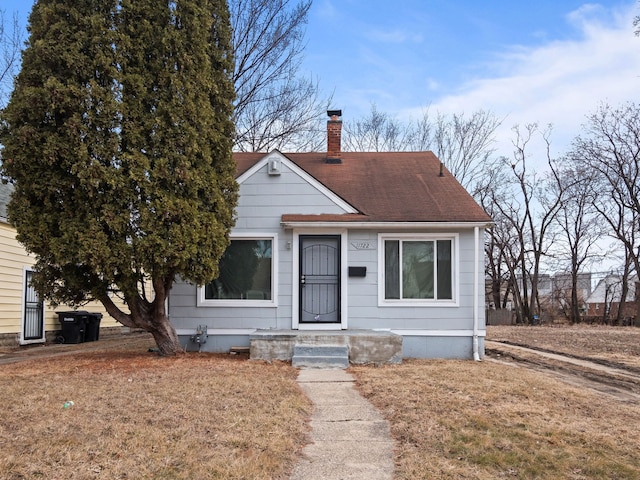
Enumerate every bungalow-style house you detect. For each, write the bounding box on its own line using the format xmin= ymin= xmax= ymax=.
xmin=169 ymin=111 xmax=492 ymax=361
xmin=0 ymin=182 xmax=121 ymax=346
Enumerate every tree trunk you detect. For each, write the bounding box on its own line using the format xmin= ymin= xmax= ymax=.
xmin=149 ymin=316 xmax=183 ymax=356
xmin=570 ymin=271 xmax=581 ymax=324
xmin=99 ymin=292 xmax=184 ymax=356
xmin=602 ymin=289 xmax=610 ymax=325
xmin=491 ymin=278 xmax=501 ymax=309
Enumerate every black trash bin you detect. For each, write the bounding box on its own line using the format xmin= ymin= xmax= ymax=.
xmin=57 ymin=311 xmax=87 ymax=344
xmin=84 ymin=313 xmax=103 ymax=342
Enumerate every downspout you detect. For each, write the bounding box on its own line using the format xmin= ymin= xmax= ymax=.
xmin=473 ymin=226 xmax=481 ymax=361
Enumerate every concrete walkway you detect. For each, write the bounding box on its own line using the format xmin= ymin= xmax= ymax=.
xmin=290 ymin=369 xmax=395 ymax=480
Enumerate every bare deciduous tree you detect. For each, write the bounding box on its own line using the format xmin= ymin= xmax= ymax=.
xmin=231 ymin=0 xmax=331 ymax=152
xmin=551 ymin=161 xmax=606 ymax=323
xmin=476 ymin=162 xmax=514 ymax=311
xmin=568 ymin=102 xmax=640 ymax=325
xmin=0 ymin=9 xmax=22 ymax=107
xmin=416 ymin=109 xmax=502 ymax=192
xmin=489 ymin=124 xmax=565 ymax=324
xmin=342 ymin=104 xmax=414 ymax=152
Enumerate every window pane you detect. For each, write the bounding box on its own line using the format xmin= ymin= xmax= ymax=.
xmin=402 ymin=241 xmax=434 ymax=299
xmin=205 ymin=240 xmax=272 ymax=300
xmin=437 ymin=240 xmax=452 ymax=299
xmin=384 ymin=240 xmax=400 ymax=299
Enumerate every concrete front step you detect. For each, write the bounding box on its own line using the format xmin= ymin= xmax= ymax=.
xmin=250 ymin=329 xmax=403 ymax=365
xmin=292 ymin=344 xmax=349 ymax=369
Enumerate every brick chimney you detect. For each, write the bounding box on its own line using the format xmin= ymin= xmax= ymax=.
xmin=326 ymin=109 xmax=342 ymax=164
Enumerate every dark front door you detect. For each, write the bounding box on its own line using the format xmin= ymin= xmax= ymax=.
xmin=299 ymin=235 xmax=340 ymax=323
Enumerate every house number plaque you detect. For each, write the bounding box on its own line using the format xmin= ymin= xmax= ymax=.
xmin=351 ymin=241 xmax=374 ymax=250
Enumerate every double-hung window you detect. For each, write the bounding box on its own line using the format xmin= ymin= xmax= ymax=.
xmin=198 ymin=236 xmax=276 ymax=306
xmin=380 ymin=234 xmax=456 ymax=304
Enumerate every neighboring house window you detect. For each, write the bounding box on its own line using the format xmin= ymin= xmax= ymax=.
xmin=199 ymin=236 xmax=276 ymax=306
xmin=380 ymin=234 xmax=456 ymax=304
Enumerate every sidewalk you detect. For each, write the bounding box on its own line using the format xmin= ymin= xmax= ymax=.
xmin=290 ymin=369 xmax=395 ymax=480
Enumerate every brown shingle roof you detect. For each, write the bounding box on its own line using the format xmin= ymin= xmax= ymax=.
xmin=234 ymin=151 xmax=491 ymax=224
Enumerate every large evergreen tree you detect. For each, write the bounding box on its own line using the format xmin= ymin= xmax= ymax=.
xmin=0 ymin=0 xmax=237 ymax=355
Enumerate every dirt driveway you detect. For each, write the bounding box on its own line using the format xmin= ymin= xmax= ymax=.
xmin=486 ymin=325 xmax=640 ymax=403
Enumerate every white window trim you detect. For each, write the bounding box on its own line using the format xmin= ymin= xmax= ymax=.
xmin=197 ymin=233 xmax=278 ymax=308
xmin=378 ymin=233 xmax=459 ymax=307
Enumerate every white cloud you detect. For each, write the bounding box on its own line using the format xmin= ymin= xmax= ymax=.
xmin=566 ymin=3 xmax=610 ymax=29
xmin=405 ymin=3 xmax=640 ymax=159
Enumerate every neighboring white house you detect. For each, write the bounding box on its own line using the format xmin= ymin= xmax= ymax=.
xmin=168 ymin=111 xmax=492 ymax=360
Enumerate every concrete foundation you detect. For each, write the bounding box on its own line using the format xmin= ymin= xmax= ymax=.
xmin=250 ymin=329 xmax=402 ymax=365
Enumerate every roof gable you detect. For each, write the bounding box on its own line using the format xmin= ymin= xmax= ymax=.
xmin=233 ymin=151 xmax=491 ymax=224
xmin=235 ymin=151 xmax=358 ymax=214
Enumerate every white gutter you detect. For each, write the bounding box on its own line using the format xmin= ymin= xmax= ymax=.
xmin=473 ymin=226 xmax=481 ymax=361
xmin=281 ymin=221 xmax=493 ymax=230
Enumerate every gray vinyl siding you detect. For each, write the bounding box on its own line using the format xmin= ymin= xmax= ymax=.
xmin=234 ymin=164 xmax=345 ymax=230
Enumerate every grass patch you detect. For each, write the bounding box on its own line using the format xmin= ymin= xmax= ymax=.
xmin=0 ymin=346 xmax=311 ymax=479
xmin=351 ymin=359 xmax=640 ymax=479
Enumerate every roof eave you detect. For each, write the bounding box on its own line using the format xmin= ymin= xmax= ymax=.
xmin=281 ymin=220 xmax=494 ymax=230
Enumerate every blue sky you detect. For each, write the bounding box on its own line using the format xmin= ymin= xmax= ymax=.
xmin=303 ymin=0 xmax=640 ymax=157
xmin=4 ymin=0 xmax=640 ymax=157
xmin=306 ymin=0 xmax=606 ymax=110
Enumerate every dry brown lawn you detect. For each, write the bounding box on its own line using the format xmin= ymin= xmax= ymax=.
xmin=0 ymin=337 xmax=311 ymax=480
xmin=3 ymin=326 xmax=640 ymax=479
xmin=351 ymin=325 xmax=640 ymax=479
